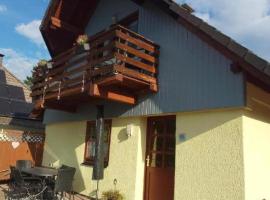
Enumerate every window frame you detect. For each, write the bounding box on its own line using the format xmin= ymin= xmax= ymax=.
xmin=83 ymin=119 xmax=112 ymax=167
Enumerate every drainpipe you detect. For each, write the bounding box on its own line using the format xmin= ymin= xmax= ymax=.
xmin=93 ymin=105 xmax=105 ymax=180
xmin=93 ymin=105 xmax=105 ymax=199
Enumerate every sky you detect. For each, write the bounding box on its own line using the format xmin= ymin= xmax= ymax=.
xmin=0 ymin=0 xmax=270 ymax=81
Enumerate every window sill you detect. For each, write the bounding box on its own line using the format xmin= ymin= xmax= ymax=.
xmin=81 ymin=162 xmax=94 ymax=167
xmin=81 ymin=162 xmax=109 ymax=168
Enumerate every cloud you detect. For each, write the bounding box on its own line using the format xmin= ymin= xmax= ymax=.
xmin=176 ymin=0 xmax=270 ymax=61
xmin=0 ymin=4 xmax=7 ymax=12
xmin=0 ymin=48 xmax=37 ymax=81
xmin=15 ymin=20 xmax=45 ymax=47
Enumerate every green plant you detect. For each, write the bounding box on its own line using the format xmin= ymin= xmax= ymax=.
xmin=102 ymin=190 xmax=124 ymax=200
xmin=32 ymin=59 xmax=48 ymax=78
xmin=37 ymin=59 xmax=48 ymax=67
xmin=76 ymin=34 xmax=89 ymax=45
xmin=23 ymin=76 xmax=33 ymax=87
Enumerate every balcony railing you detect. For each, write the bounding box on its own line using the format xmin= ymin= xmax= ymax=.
xmin=31 ymin=25 xmax=159 ymax=113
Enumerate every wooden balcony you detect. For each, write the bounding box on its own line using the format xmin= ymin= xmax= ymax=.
xmin=31 ymin=25 xmax=159 ymax=115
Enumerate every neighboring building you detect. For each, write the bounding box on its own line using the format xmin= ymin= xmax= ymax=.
xmin=0 ymin=54 xmax=44 ymax=180
xmin=33 ymin=0 xmax=270 ymax=199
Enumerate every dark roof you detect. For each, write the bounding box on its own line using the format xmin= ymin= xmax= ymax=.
xmin=0 ymin=116 xmax=44 ymax=132
xmin=41 ymin=0 xmax=270 ymax=89
xmin=0 ymin=66 xmax=44 ymax=130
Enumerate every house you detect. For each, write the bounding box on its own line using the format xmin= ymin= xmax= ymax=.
xmin=32 ymin=0 xmax=270 ymax=199
xmin=0 ymin=54 xmax=44 ymax=180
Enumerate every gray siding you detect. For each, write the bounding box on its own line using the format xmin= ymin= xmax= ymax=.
xmin=44 ymin=0 xmax=245 ymax=124
xmin=85 ymin=0 xmax=139 ymax=35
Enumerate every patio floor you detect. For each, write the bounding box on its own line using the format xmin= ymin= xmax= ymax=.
xmin=0 ymin=184 xmax=92 ymax=200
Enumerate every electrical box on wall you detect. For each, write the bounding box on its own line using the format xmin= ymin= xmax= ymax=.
xmin=178 ymin=133 xmax=187 ymax=142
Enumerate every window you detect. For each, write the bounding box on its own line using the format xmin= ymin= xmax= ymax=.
xmin=83 ymin=120 xmax=112 ymax=167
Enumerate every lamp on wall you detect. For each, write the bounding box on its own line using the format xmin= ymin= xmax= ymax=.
xmin=126 ymin=124 xmax=134 ymax=138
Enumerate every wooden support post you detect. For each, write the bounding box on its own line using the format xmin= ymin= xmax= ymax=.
xmin=50 ymin=17 xmax=82 ymax=34
xmin=90 ymin=84 xmax=136 ymax=105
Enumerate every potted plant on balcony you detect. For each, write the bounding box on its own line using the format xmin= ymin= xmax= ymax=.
xmin=102 ymin=190 xmax=124 ymax=200
xmin=76 ymin=34 xmax=90 ymax=53
xmin=33 ymin=59 xmax=49 ymax=78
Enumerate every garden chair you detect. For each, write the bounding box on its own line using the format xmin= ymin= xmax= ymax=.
xmin=16 ymin=160 xmax=32 ymax=171
xmin=16 ymin=160 xmax=33 ymax=178
xmin=52 ymin=166 xmax=76 ymax=200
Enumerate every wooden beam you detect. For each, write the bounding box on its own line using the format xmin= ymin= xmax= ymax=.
xmin=115 ymin=53 xmax=157 ymax=74
xmin=114 ymin=65 xmax=157 ymax=84
xmin=44 ymin=102 xmax=77 ymax=113
xmin=50 ymin=16 xmax=82 ymax=34
xmin=30 ymin=99 xmax=45 ymax=119
xmin=89 ymin=84 xmax=136 ymax=105
xmin=230 ymin=62 xmax=242 ymax=74
xmin=94 ymin=74 xmax=124 ymax=86
xmin=44 ymin=86 xmax=83 ymax=100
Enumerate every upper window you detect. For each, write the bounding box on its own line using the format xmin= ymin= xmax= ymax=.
xmin=83 ymin=120 xmax=112 ymax=167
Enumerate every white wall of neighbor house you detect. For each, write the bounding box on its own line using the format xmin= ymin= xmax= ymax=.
xmin=42 ymin=117 xmax=146 ymax=200
xmin=243 ymin=82 xmax=270 ymax=200
xmin=174 ymin=109 xmax=245 ymax=200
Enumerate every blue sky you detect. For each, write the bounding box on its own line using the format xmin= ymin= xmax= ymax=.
xmin=0 ymin=0 xmax=50 ymax=80
xmin=0 ymin=0 xmax=270 ymax=80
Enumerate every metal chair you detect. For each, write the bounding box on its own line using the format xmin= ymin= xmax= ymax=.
xmin=16 ymin=160 xmax=33 ymax=178
xmin=59 ymin=164 xmax=69 ymax=169
xmin=16 ymin=160 xmax=32 ymax=171
xmin=6 ymin=166 xmax=45 ymax=200
xmin=53 ymin=166 xmax=76 ymax=200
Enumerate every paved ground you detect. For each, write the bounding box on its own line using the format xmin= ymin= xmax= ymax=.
xmin=0 ymin=184 xmax=92 ymax=200
xmin=0 ymin=184 xmax=8 ymax=199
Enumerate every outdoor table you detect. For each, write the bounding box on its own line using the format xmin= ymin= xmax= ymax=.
xmin=21 ymin=167 xmax=58 ymax=199
xmin=21 ymin=167 xmax=58 ymax=178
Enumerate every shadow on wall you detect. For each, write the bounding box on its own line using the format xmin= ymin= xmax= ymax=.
xmin=44 ymin=142 xmax=87 ymax=193
xmin=43 ymin=123 xmax=88 ymax=193
xmin=117 ymin=129 xmax=128 ymax=143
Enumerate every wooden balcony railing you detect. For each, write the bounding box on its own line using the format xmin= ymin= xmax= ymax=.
xmin=31 ymin=25 xmax=159 ymax=113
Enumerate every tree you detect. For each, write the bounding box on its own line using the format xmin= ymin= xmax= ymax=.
xmin=24 ymin=76 xmax=33 ymax=88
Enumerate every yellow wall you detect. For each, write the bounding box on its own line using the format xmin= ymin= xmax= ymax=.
xmin=43 ymin=89 xmax=270 ymax=200
xmin=175 ymin=110 xmax=245 ymax=200
xmin=243 ymin=82 xmax=270 ymax=200
xmin=43 ymin=117 xmax=146 ymax=200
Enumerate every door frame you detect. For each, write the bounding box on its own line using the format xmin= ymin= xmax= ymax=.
xmin=143 ymin=115 xmax=176 ymax=200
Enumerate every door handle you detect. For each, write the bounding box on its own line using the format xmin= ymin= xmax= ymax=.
xmin=146 ymin=155 xmax=150 ymax=167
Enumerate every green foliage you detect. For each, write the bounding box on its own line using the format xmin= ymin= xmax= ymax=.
xmin=37 ymin=59 xmax=48 ymax=67
xmin=24 ymin=76 xmax=33 ymax=87
xmin=33 ymin=59 xmax=49 ymax=78
xmin=76 ymin=34 xmax=89 ymax=45
xmin=102 ymin=190 xmax=124 ymax=200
